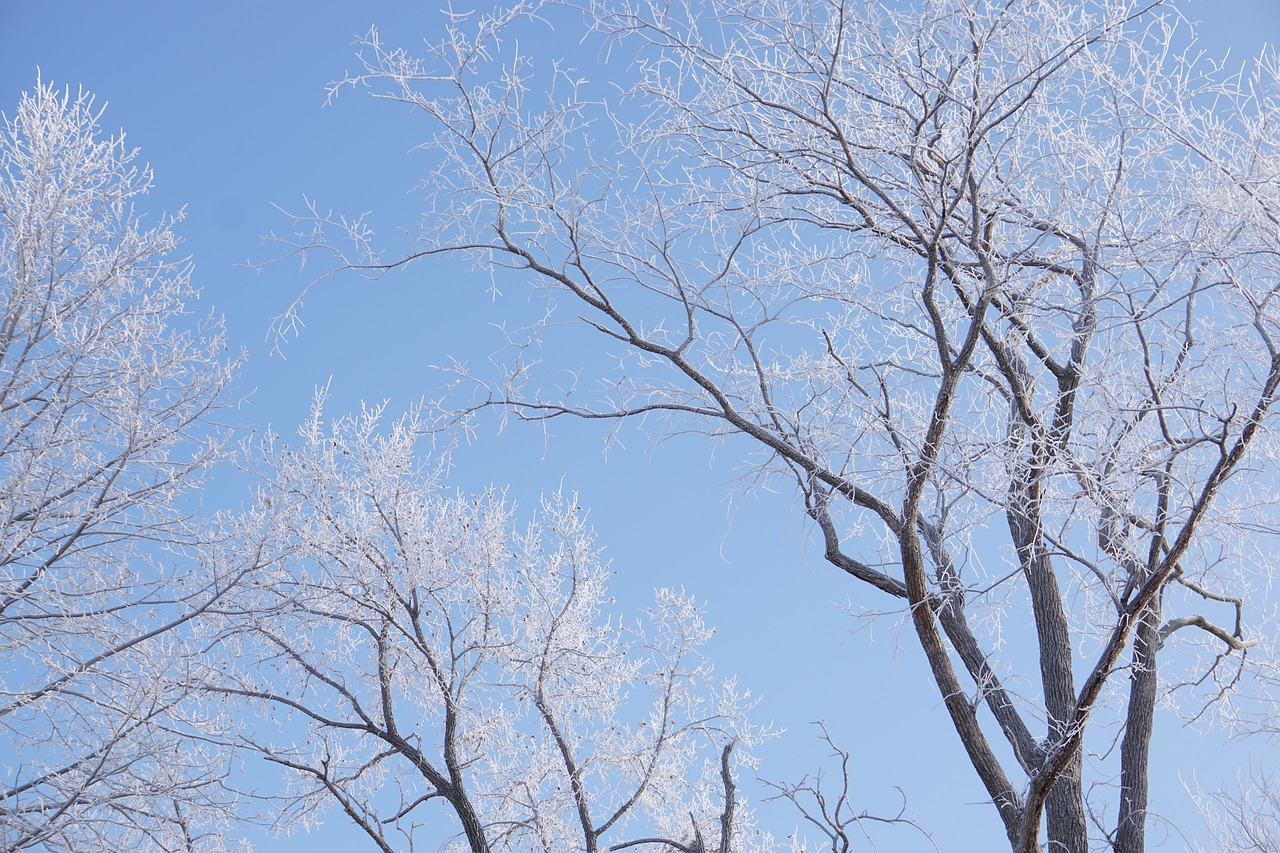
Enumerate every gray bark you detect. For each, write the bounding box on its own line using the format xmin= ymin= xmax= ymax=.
xmin=1116 ymin=597 xmax=1162 ymax=853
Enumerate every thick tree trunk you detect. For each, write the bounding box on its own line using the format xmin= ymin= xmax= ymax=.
xmin=1008 ymin=467 xmax=1088 ymax=853
xmin=1047 ymin=755 xmax=1088 ymax=853
xmin=1116 ymin=595 xmax=1162 ymax=853
xmin=899 ymin=529 xmax=1025 ymax=845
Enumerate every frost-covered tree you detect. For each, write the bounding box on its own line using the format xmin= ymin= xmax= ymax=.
xmin=0 ymin=83 xmax=241 ymax=851
xmin=209 ymin=398 xmax=764 ymax=853
xmin=1197 ymin=768 xmax=1280 ymax=853
xmin=271 ymin=1 xmax=1280 ymax=850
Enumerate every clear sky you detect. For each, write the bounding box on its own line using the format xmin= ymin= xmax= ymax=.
xmin=3 ymin=1 xmax=1278 ymax=851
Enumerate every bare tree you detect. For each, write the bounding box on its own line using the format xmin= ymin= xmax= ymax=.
xmin=208 ymin=398 xmax=765 ymax=853
xmin=271 ymin=1 xmax=1280 ymax=850
xmin=0 ymin=82 xmax=242 ymax=851
xmin=763 ymin=723 xmax=938 ymax=853
xmin=1195 ymin=766 xmax=1280 ymax=853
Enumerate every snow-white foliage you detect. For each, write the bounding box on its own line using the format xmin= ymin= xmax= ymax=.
xmin=0 ymin=83 xmax=242 ymax=851
xmin=269 ymin=1 xmax=1280 ymax=849
xmin=213 ymin=398 xmax=766 ymax=853
xmin=1196 ymin=767 xmax=1280 ymax=853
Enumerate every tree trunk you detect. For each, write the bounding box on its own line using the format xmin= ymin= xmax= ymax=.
xmin=1008 ymin=465 xmax=1088 ymax=853
xmin=1116 ymin=594 xmax=1162 ymax=853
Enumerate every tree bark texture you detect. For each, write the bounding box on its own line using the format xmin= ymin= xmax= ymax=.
xmin=1116 ymin=595 xmax=1162 ymax=853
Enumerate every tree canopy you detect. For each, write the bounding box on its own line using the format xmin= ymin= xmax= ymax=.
xmin=271 ymin=2 xmax=1280 ymax=850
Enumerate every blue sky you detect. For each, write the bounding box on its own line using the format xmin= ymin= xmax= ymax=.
xmin=3 ymin=2 xmax=1279 ymax=850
